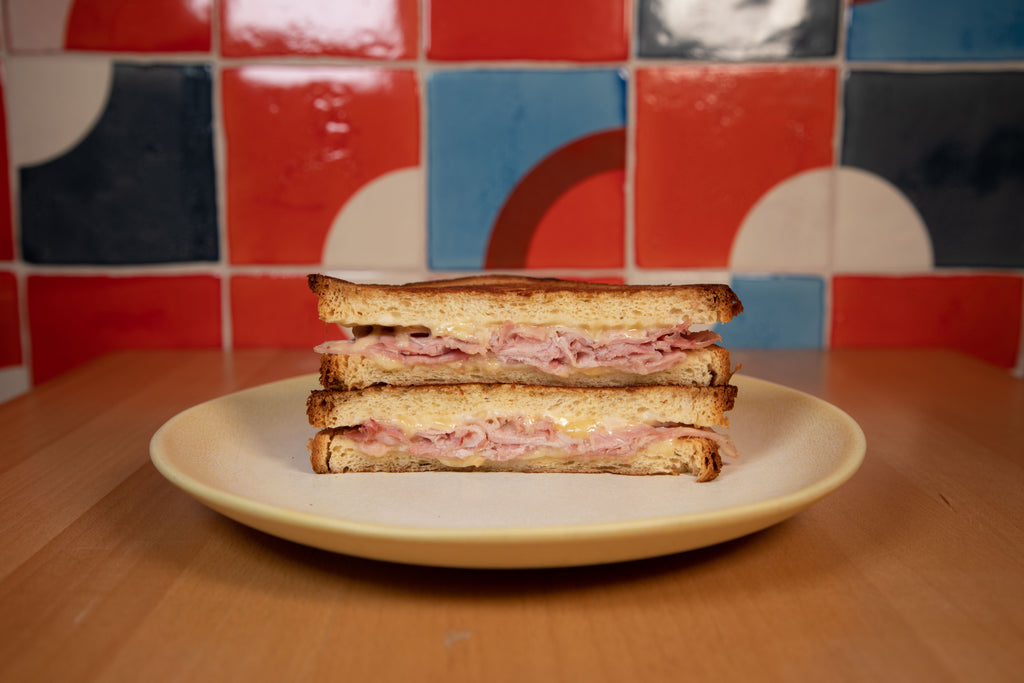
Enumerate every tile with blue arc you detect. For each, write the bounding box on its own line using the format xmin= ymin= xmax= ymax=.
xmin=19 ymin=63 xmax=217 ymax=265
xmin=635 ymin=0 xmax=841 ymax=60
xmin=847 ymin=0 xmax=1024 ymax=61
xmin=842 ymin=71 xmax=1024 ymax=269
xmin=428 ymin=69 xmax=627 ymax=271
xmin=720 ymin=276 xmax=824 ymax=350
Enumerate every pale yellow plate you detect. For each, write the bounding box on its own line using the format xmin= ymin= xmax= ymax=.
xmin=150 ymin=374 xmax=865 ymax=569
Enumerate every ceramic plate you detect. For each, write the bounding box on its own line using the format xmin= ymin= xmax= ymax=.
xmin=150 ymin=374 xmax=865 ymax=568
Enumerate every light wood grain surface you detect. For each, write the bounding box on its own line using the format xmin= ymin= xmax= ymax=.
xmin=1 ymin=349 xmax=1022 ymax=682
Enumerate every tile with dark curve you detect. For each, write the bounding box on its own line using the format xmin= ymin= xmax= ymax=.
xmin=832 ymin=275 xmax=1023 ymax=369
xmin=843 ymin=71 xmax=1024 ymax=269
xmin=636 ymin=0 xmax=841 ymax=60
xmin=19 ymin=62 xmax=218 ymax=265
xmin=847 ymin=0 xmax=1024 ymax=61
xmin=427 ymin=0 xmax=628 ymax=61
xmin=26 ymin=274 xmax=222 ymax=384
xmin=4 ymin=0 xmax=212 ymax=52
xmin=635 ymin=66 xmax=836 ymax=269
xmin=428 ymin=69 xmax=626 ymax=271
xmin=220 ymin=0 xmax=417 ymax=58
xmin=721 ymin=275 xmax=824 ymax=349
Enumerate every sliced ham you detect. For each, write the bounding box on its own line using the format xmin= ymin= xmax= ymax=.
xmin=315 ymin=322 xmax=720 ymax=376
xmin=338 ymin=417 xmax=737 ymax=463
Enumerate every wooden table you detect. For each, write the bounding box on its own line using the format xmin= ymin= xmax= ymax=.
xmin=2 ymin=349 xmax=1022 ymax=681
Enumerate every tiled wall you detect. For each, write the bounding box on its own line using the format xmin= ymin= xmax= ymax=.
xmin=2 ymin=0 xmax=1023 ymax=401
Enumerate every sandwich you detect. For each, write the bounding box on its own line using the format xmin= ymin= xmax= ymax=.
xmin=308 ymin=383 xmax=738 ymax=480
xmin=308 ymin=274 xmax=742 ymax=390
xmin=306 ymin=274 xmax=743 ymax=480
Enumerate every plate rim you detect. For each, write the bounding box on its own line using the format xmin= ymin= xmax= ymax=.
xmin=150 ymin=373 xmax=866 ymax=563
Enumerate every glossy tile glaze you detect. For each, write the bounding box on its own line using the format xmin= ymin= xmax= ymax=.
xmin=635 ymin=66 xmax=836 ymax=268
xmin=833 ymin=275 xmax=1023 ymax=369
xmin=220 ymin=0 xmax=417 ymax=58
xmin=4 ymin=0 xmax=211 ymax=52
xmin=19 ymin=62 xmax=217 ymax=264
xmin=848 ymin=0 xmax=1024 ymax=61
xmin=843 ymin=71 xmax=1024 ymax=268
xmin=26 ymin=275 xmax=222 ymax=383
xmin=427 ymin=0 xmax=628 ymax=61
xmin=428 ymin=69 xmax=626 ymax=270
xmin=222 ymin=66 xmax=420 ymax=265
xmin=637 ymin=0 xmax=840 ymax=60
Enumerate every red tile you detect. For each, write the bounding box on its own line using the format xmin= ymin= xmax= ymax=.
xmin=231 ymin=275 xmax=339 ymax=349
xmin=832 ymin=275 xmax=1023 ymax=369
xmin=635 ymin=66 xmax=836 ymax=268
xmin=0 ymin=271 xmax=21 ymax=367
xmin=427 ymin=0 xmax=627 ymax=61
xmin=65 ymin=0 xmax=212 ymax=52
xmin=221 ymin=0 xmax=417 ymax=59
xmin=222 ymin=67 xmax=420 ymax=265
xmin=0 ymin=67 xmax=11 ymax=262
xmin=27 ymin=275 xmax=221 ymax=384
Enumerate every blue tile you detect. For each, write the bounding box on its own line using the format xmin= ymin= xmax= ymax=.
xmin=842 ymin=71 xmax=1024 ymax=269
xmin=427 ymin=69 xmax=626 ymax=270
xmin=722 ymin=276 xmax=824 ymax=349
xmin=636 ymin=0 xmax=840 ymax=60
xmin=848 ymin=0 xmax=1024 ymax=61
xmin=20 ymin=63 xmax=217 ymax=264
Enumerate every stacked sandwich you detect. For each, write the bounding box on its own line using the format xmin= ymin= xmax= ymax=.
xmin=305 ymin=274 xmax=743 ymax=481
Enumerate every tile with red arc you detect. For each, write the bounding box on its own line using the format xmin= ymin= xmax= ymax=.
xmin=222 ymin=66 xmax=420 ymax=265
xmin=428 ymin=69 xmax=626 ymax=271
xmin=635 ymin=66 xmax=836 ymax=268
xmin=427 ymin=0 xmax=628 ymax=61
xmin=832 ymin=275 xmax=1024 ymax=369
xmin=4 ymin=0 xmax=212 ymax=52
xmin=220 ymin=0 xmax=417 ymax=58
xmin=27 ymin=275 xmax=222 ymax=384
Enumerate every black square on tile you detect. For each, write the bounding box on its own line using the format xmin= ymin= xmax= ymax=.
xmin=843 ymin=71 xmax=1024 ymax=269
xmin=20 ymin=63 xmax=218 ymax=264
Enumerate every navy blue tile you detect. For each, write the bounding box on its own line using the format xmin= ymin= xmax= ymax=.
xmin=20 ymin=63 xmax=217 ymax=264
xmin=636 ymin=0 xmax=840 ymax=60
xmin=842 ymin=71 xmax=1024 ymax=269
xmin=848 ymin=0 xmax=1024 ymax=62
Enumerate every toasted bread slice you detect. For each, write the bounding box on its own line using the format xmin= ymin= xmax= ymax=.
xmin=308 ymin=274 xmax=743 ymax=330
xmin=319 ymin=345 xmax=735 ymax=390
xmin=307 ymin=383 xmax=737 ymax=430
xmin=309 ymin=428 xmax=724 ymax=479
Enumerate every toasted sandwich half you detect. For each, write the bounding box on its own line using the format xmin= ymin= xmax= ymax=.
xmin=308 ymin=274 xmax=743 ymax=390
xmin=307 ymin=383 xmax=738 ymax=480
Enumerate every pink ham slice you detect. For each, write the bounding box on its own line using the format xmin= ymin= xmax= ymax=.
xmin=339 ymin=417 xmax=738 ymax=463
xmin=315 ymin=322 xmax=720 ymax=376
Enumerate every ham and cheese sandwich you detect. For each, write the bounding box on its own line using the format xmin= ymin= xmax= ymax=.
xmin=307 ymin=383 xmax=738 ymax=479
xmin=308 ymin=274 xmax=743 ymax=389
xmin=305 ymin=274 xmax=743 ymax=480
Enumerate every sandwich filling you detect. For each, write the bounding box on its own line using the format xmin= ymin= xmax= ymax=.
xmin=334 ymin=416 xmax=738 ymax=467
xmin=315 ymin=322 xmax=721 ymax=377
